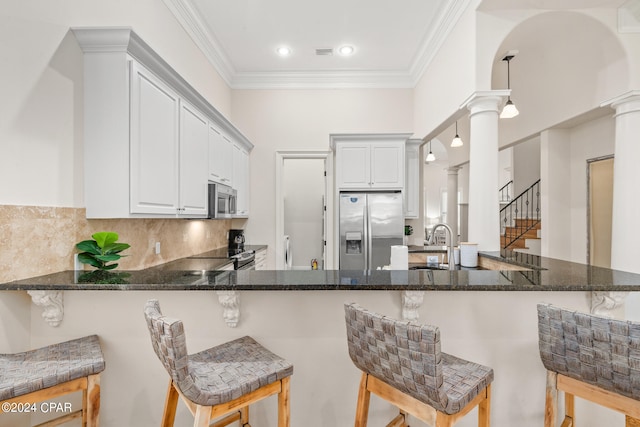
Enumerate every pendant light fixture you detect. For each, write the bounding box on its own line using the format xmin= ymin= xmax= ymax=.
xmin=500 ymin=53 xmax=519 ymax=119
xmin=425 ymin=140 xmax=436 ymax=162
xmin=451 ymin=121 xmax=463 ymax=148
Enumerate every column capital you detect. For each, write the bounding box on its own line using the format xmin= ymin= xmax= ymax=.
xmin=601 ymin=90 xmax=640 ymax=115
xmin=461 ymin=90 xmax=509 ymax=116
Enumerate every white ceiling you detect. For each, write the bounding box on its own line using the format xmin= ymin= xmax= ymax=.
xmin=162 ymin=0 xmax=471 ymax=88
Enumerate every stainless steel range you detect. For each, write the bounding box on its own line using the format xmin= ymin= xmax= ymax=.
xmin=230 ymin=250 xmax=255 ymax=270
xmin=188 ymin=247 xmax=255 ymax=270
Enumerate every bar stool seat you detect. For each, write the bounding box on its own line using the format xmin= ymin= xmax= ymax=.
xmin=538 ymin=303 xmax=640 ymax=426
xmin=144 ymin=299 xmax=293 ymax=427
xmin=344 ymin=303 xmax=493 ymax=427
xmin=0 ymin=335 xmax=105 ymax=426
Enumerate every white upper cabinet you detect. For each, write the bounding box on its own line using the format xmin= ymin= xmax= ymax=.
xmin=232 ymin=143 xmax=250 ymax=217
xmin=179 ymin=100 xmax=209 ymax=216
xmin=332 ymin=134 xmax=411 ymax=191
xmin=370 ymin=142 xmax=404 ymax=189
xmin=208 ymin=125 xmax=233 ymax=186
xmin=73 ymin=28 xmax=253 ymax=219
xmin=130 ymin=61 xmax=180 ymax=215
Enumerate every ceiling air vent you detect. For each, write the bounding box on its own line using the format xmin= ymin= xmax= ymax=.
xmin=315 ymin=48 xmax=333 ymax=56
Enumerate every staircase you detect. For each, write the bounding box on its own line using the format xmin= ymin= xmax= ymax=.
xmin=501 ymin=219 xmax=541 ymax=252
xmin=500 ymin=179 xmax=541 ymax=254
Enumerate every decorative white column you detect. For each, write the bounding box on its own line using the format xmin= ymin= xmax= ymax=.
xmin=463 ymin=91 xmax=507 ymax=251
xmin=595 ymin=91 xmax=640 ymax=316
xmin=447 ymin=167 xmax=461 ymax=245
xmin=603 ymin=91 xmax=640 ymax=274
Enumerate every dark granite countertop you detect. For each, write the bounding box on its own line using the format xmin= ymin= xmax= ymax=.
xmin=3 ymin=249 xmax=640 ymax=291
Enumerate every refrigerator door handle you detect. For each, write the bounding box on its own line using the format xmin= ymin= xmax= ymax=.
xmin=363 ymin=203 xmax=368 ymax=271
xmin=366 ymin=203 xmax=373 ymax=270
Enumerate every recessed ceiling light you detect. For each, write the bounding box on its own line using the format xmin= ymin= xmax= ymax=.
xmin=276 ymin=46 xmax=291 ymax=56
xmin=338 ymin=45 xmax=355 ymax=56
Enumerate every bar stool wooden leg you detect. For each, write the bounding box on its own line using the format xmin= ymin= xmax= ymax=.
xmin=278 ymin=376 xmax=291 ymax=427
xmin=386 ymin=410 xmax=407 ymax=427
xmin=161 ymin=380 xmax=179 ymax=427
xmin=627 ymin=416 xmax=640 ymax=427
xmin=193 ymin=405 xmax=212 ymax=427
xmin=435 ymin=411 xmax=453 ymax=427
xmin=561 ymin=392 xmax=574 ymax=427
xmin=240 ymin=406 xmax=250 ymax=426
xmin=478 ymin=384 xmax=491 ymax=427
xmin=86 ymin=374 xmax=101 ymax=427
xmin=354 ymin=373 xmax=371 ymax=427
xmin=545 ymin=371 xmax=558 ymax=427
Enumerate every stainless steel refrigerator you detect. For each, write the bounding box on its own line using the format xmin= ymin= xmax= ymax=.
xmin=339 ymin=192 xmax=403 ymax=270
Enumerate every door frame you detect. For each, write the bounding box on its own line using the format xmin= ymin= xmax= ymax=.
xmin=586 ymin=154 xmax=614 ymax=267
xmin=275 ymin=150 xmax=333 ymax=269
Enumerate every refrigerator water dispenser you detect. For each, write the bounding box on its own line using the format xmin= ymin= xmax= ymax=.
xmin=345 ymin=232 xmax=362 ymax=254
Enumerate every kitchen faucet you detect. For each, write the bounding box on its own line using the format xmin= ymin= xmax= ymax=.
xmin=427 ymin=223 xmax=456 ymax=270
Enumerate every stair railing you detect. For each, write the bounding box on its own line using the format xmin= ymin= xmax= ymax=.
xmin=500 ymin=179 xmax=541 ymax=249
xmin=499 ymin=180 xmax=513 ymax=203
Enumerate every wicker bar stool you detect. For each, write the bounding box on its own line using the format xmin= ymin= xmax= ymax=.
xmin=143 ymin=299 xmax=293 ymax=427
xmin=344 ymin=303 xmax=493 ymax=427
xmin=538 ymin=303 xmax=640 ymax=426
xmin=0 ymin=335 xmax=105 ymax=426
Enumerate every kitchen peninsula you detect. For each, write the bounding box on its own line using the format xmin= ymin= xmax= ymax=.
xmin=5 ymin=250 xmax=640 ymax=292
xmin=2 ymin=251 xmax=639 ymax=426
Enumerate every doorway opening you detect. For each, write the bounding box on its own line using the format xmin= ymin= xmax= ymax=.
xmin=275 ymin=151 xmax=332 ymax=270
xmin=587 ymin=156 xmax=614 ymax=268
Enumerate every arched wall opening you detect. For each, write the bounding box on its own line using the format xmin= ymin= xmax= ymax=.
xmin=489 ymin=10 xmax=629 ymax=146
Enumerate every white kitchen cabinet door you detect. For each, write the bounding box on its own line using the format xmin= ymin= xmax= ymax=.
xmin=255 ymin=248 xmax=267 ymax=270
xmin=130 ymin=62 xmax=180 ymax=215
xmin=370 ymin=142 xmax=404 ymax=189
xmin=335 ymin=144 xmax=370 ymax=188
xmin=208 ymin=125 xmax=233 ymax=186
xmin=179 ymin=100 xmax=209 ymax=217
xmin=232 ymin=143 xmax=250 ymax=217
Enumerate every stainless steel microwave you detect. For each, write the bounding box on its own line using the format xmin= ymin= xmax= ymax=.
xmin=208 ymin=182 xmax=236 ymax=219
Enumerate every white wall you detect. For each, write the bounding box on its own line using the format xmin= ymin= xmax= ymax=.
xmin=541 ymin=115 xmax=615 ymax=262
xmin=231 ymin=89 xmax=414 ymax=268
xmin=412 ymin=2 xmax=478 ymax=138
xmin=283 ymin=159 xmax=325 ymax=269
xmin=513 ymin=137 xmax=540 ymax=196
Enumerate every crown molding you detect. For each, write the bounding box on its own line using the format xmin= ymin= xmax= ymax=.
xmin=408 ymin=0 xmax=474 ymax=86
xmin=162 ymin=0 xmax=236 ymax=86
xmin=163 ymin=0 xmax=470 ymax=89
xmin=230 ymin=70 xmax=416 ymax=89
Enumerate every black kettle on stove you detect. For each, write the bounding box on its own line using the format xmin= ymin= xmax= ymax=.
xmin=228 ymin=229 xmax=245 ymax=253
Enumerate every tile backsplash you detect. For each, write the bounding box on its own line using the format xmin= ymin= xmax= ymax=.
xmin=0 ymin=205 xmax=231 ymax=282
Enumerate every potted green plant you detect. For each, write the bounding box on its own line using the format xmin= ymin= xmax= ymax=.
xmin=76 ymin=231 xmax=131 ymax=284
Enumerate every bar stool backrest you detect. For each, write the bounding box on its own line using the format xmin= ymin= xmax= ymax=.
xmin=144 ymin=299 xmax=194 ymax=392
xmin=344 ymin=303 xmax=448 ymax=412
xmin=537 ymin=303 xmax=640 ymax=400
